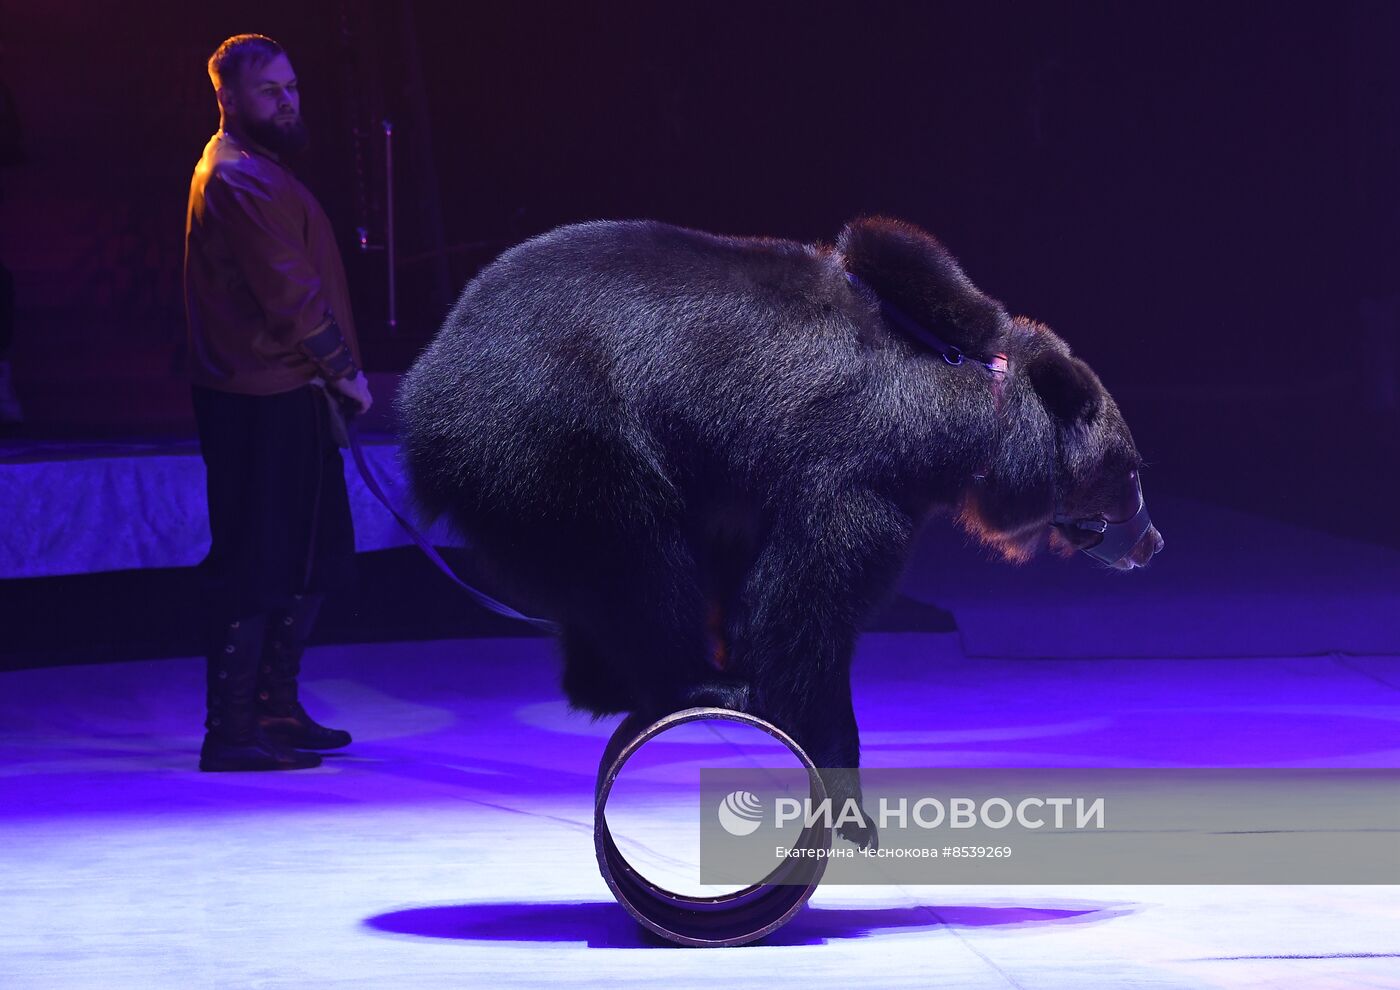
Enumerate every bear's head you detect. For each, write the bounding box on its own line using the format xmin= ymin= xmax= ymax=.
xmin=970 ymin=320 xmax=1164 ymax=570
xmin=1036 ymin=345 xmax=1163 ymax=569
xmin=838 ymin=216 xmax=1162 ymax=571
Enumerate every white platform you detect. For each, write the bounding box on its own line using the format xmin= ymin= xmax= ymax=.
xmin=5 ymin=432 xmax=1399 ymax=661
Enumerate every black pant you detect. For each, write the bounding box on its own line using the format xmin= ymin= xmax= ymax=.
xmin=191 ymin=384 xmax=356 ymax=619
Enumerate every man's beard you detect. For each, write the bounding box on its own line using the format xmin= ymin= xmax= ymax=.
xmin=243 ymin=115 xmax=310 ymax=158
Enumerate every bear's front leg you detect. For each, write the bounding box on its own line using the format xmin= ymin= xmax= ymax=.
xmin=730 ymin=487 xmax=912 ymax=851
xmin=761 ymin=635 xmax=878 ymax=850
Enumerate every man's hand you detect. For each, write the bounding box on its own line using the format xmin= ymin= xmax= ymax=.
xmin=331 ymin=372 xmax=373 ymax=416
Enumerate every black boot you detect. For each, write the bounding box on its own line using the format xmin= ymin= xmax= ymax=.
xmin=256 ymin=593 xmax=353 ymax=751
xmin=200 ymin=613 xmax=322 ymax=771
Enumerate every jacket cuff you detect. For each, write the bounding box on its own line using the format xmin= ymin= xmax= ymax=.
xmin=298 ymin=318 xmax=359 ymax=381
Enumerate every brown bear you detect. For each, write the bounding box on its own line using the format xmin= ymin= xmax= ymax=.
xmin=399 ymin=217 xmax=1163 ymax=847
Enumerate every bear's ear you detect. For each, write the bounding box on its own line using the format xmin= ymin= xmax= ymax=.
xmin=838 ymin=216 xmax=1005 ymax=358
xmin=1027 ymin=350 xmax=1102 ymax=426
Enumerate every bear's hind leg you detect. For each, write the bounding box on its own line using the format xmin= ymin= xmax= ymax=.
xmin=551 ymin=520 xmax=724 ymax=720
xmin=560 ymin=626 xmax=637 ymax=716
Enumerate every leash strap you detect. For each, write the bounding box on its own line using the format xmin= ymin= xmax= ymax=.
xmin=339 ymin=405 xmax=558 ymax=632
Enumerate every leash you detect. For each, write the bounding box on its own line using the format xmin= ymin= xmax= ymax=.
xmin=332 ymin=393 xmax=558 ymax=633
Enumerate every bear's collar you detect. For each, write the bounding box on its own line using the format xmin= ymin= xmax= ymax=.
xmin=847 ymin=271 xmax=1010 ymax=483
xmin=846 ymin=271 xmax=1009 ymax=379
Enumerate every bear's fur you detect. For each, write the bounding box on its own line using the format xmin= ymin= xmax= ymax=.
xmin=399 ymin=217 xmax=1161 ymax=847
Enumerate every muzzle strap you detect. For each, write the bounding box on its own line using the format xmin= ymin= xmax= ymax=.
xmin=1054 ymin=477 xmax=1154 ymax=565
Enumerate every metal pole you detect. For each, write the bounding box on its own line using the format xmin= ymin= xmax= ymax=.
xmin=383 ymin=119 xmax=396 ymax=332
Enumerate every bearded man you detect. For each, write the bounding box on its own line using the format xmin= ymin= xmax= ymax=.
xmin=184 ymin=34 xmax=371 ymax=771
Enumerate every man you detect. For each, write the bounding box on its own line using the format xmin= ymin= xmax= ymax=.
xmin=184 ymin=34 xmax=372 ymax=771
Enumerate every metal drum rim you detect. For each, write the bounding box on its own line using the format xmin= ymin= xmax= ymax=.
xmin=594 ymin=706 xmax=832 ymax=947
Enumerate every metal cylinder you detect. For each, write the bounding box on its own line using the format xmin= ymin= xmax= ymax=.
xmin=593 ymin=706 xmax=831 ymax=947
xmin=382 ymin=119 xmax=396 ymax=332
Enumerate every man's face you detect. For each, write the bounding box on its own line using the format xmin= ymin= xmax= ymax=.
xmin=223 ymin=52 xmax=308 ymax=156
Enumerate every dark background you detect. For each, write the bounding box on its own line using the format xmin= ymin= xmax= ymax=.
xmin=1 ymin=0 xmax=1398 ymax=547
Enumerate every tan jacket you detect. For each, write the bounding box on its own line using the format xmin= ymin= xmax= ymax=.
xmin=183 ymin=130 xmax=361 ymax=395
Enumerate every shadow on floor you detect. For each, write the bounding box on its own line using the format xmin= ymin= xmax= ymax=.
xmin=363 ymin=898 xmax=1134 ymax=948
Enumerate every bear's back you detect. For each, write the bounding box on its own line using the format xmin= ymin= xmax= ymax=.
xmin=406 ymin=220 xmax=870 ymax=438
xmin=398 ymin=219 xmax=962 ymax=529
xmin=457 ymin=220 xmax=843 ymax=351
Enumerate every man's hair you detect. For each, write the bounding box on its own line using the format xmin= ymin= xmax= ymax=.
xmin=207 ymin=34 xmax=284 ymax=91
